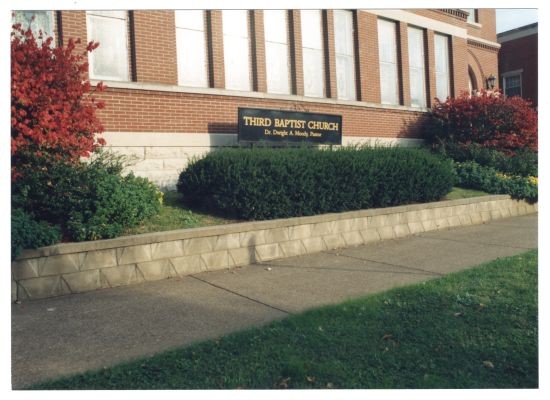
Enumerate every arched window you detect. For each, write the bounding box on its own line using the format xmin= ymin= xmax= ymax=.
xmin=468 ymin=66 xmax=478 ymax=94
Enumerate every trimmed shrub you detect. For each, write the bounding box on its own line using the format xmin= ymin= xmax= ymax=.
xmin=424 ymin=90 xmax=537 ymax=155
xmin=438 ymin=143 xmax=537 ymax=178
xmin=454 ymin=161 xmax=537 ymax=203
xmin=11 ymin=208 xmax=61 ymax=260
xmin=12 ymin=151 xmax=163 ymax=242
xmin=177 ymin=146 xmax=455 ymax=220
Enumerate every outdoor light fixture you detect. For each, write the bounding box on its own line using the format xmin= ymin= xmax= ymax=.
xmin=486 ymin=74 xmax=496 ymax=89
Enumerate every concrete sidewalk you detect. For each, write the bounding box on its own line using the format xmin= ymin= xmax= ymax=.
xmin=11 ymin=213 xmax=538 ymax=389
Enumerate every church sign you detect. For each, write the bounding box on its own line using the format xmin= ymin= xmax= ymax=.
xmin=238 ymin=107 xmax=342 ymax=145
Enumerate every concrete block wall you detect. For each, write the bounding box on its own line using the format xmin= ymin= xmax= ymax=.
xmin=12 ymin=195 xmax=537 ymax=302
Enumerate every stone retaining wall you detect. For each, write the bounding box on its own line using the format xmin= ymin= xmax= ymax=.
xmin=12 ymin=195 xmax=537 ymax=301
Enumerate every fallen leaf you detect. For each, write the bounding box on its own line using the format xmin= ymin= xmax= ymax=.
xmin=306 ymin=376 xmax=316 ymax=383
xmin=483 ymin=360 xmax=494 ymax=369
xmin=382 ymin=333 xmax=393 ymax=341
xmin=277 ymin=377 xmax=291 ymax=389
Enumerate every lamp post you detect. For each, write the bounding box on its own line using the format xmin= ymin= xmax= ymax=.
xmin=486 ymin=74 xmax=496 ymax=90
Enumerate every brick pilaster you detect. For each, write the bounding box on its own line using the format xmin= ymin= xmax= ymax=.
xmin=289 ymin=10 xmax=304 ymax=96
xmin=207 ymin=10 xmax=225 ymax=89
xmin=251 ymin=10 xmax=267 ymax=92
xmin=356 ymin=11 xmax=380 ymax=103
xmin=323 ymin=10 xmax=337 ymax=99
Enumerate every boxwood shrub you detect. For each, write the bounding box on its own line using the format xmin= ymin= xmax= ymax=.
xmin=454 ymin=161 xmax=537 ymax=203
xmin=11 ymin=208 xmax=61 ymax=260
xmin=12 ymin=151 xmax=163 ymax=242
xmin=177 ymin=146 xmax=455 ymax=220
xmin=437 ymin=143 xmax=537 ymax=178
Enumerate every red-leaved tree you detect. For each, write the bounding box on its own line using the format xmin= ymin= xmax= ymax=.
xmin=424 ymin=89 xmax=537 ymax=155
xmin=11 ymin=22 xmax=106 ymax=178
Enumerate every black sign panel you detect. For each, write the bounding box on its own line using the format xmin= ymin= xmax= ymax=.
xmin=238 ymin=107 xmax=342 ymax=145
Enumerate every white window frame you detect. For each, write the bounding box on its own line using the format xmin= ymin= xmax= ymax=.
xmin=462 ymin=9 xmax=477 ymax=24
xmin=264 ymin=10 xmax=291 ymax=95
xmin=407 ymin=26 xmax=427 ymax=108
xmin=175 ymin=10 xmax=208 ymax=87
xmin=222 ymin=10 xmax=252 ymax=92
xmin=86 ymin=11 xmax=130 ymax=82
xmin=377 ymin=18 xmax=400 ymax=105
xmin=502 ymin=69 xmax=523 ymax=98
xmin=334 ymin=10 xmax=356 ymax=101
xmin=434 ymin=33 xmax=451 ymax=101
xmin=301 ymin=9 xmax=325 ymax=98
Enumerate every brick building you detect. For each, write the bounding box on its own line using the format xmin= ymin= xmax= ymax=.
xmin=497 ymin=22 xmax=538 ymax=107
xmin=12 ymin=9 xmax=500 ymax=189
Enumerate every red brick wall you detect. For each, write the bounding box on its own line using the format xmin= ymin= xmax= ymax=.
xmin=58 ymin=11 xmax=87 ymax=54
xmin=356 ymin=12 xmax=380 ymax=103
xmin=468 ymin=43 xmax=500 ymax=91
xmin=52 ymin=9 xmax=498 ymax=141
xmin=499 ymin=33 xmax=537 ymax=106
xmin=95 ymin=88 xmax=426 ymax=138
xmin=132 ymin=11 xmax=177 ymax=85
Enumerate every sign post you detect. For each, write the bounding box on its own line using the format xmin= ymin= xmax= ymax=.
xmin=238 ymin=107 xmax=342 ymax=145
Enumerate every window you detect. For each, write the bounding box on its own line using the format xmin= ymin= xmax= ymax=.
xmin=434 ymin=33 xmax=451 ymax=101
xmin=462 ymin=9 xmax=477 ymax=24
xmin=503 ymin=73 xmax=522 ymax=97
xmin=301 ymin=10 xmax=324 ymax=98
xmin=222 ymin=10 xmax=251 ymax=91
xmin=12 ymin=11 xmax=55 ymax=44
xmin=377 ymin=19 xmax=399 ymax=105
xmin=264 ymin=10 xmax=290 ymax=94
xmin=86 ymin=11 xmax=129 ymax=81
xmin=468 ymin=67 xmax=478 ymax=94
xmin=334 ymin=10 xmax=356 ymax=100
xmin=175 ymin=10 xmax=208 ymax=87
xmin=407 ymin=26 xmax=427 ymax=108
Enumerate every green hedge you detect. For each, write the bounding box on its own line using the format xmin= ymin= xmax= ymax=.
xmin=177 ymin=147 xmax=455 ymax=220
xmin=455 ymin=161 xmax=537 ymax=202
xmin=12 ymin=151 xmax=163 ymax=242
xmin=11 ymin=208 xmax=61 ymax=260
xmin=438 ymin=143 xmax=537 ymax=177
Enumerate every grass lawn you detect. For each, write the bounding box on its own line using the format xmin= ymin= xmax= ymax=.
xmin=31 ymin=250 xmax=538 ymax=389
xmin=126 ymin=188 xmax=489 ymax=235
xmin=124 ymin=191 xmax=237 ymax=235
xmin=444 ymin=187 xmax=489 ymax=200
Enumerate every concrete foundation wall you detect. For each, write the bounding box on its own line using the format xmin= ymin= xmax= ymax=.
xmin=99 ymin=132 xmax=424 ymax=189
xmin=12 ymin=195 xmax=537 ymax=302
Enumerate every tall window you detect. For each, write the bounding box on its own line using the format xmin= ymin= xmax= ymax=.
xmin=377 ymin=19 xmax=399 ymax=105
xmin=86 ymin=11 xmax=129 ymax=81
xmin=12 ymin=11 xmax=55 ymax=44
xmin=503 ymin=73 xmax=522 ymax=97
xmin=175 ymin=10 xmax=207 ymax=87
xmin=222 ymin=10 xmax=251 ymax=91
xmin=264 ymin=10 xmax=290 ymax=94
xmin=463 ymin=9 xmax=477 ymax=24
xmin=434 ymin=33 xmax=451 ymax=100
xmin=334 ymin=10 xmax=356 ymax=100
xmin=301 ymin=10 xmax=324 ymax=98
xmin=407 ymin=26 xmax=427 ymax=108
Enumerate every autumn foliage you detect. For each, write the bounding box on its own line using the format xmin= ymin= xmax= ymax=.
xmin=424 ymin=90 xmax=537 ymax=155
xmin=11 ymin=22 xmax=106 ymax=177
